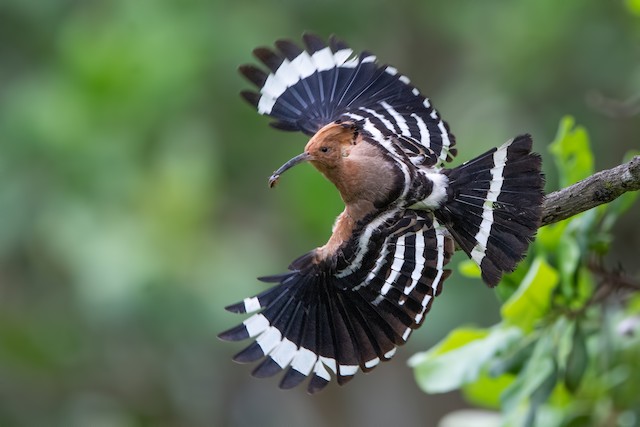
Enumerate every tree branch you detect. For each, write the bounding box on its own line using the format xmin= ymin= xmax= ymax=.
xmin=541 ymin=155 xmax=640 ymax=227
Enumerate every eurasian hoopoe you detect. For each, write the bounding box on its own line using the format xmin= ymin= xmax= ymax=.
xmin=219 ymin=34 xmax=544 ymax=394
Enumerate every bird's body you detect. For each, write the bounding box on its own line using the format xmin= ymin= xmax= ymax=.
xmin=299 ymin=122 xmax=450 ymax=265
xmin=220 ymin=34 xmax=544 ymax=393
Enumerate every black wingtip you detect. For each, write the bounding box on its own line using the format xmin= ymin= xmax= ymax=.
xmin=511 ymin=133 xmax=533 ymax=151
xmin=218 ymin=324 xmax=249 ymax=341
xmin=336 ymin=374 xmax=355 ymax=386
xmin=240 ymin=90 xmax=260 ymax=108
xmin=302 ymin=32 xmax=326 ymax=53
xmin=279 ymin=368 xmax=307 ymax=389
xmin=252 ymin=357 xmax=283 ymax=378
xmin=257 ymin=272 xmax=293 ymax=283
xmin=328 ymin=34 xmax=350 ymax=52
xmin=223 ymin=301 xmax=246 ymax=313
xmin=233 ymin=343 xmax=265 ymax=363
xmin=275 ymin=39 xmax=303 ymax=60
xmin=253 ymin=47 xmax=284 ymax=72
xmin=269 ymin=120 xmax=301 ymax=132
xmin=238 ymin=64 xmax=268 ymax=87
xmin=307 ymin=374 xmax=330 ymax=394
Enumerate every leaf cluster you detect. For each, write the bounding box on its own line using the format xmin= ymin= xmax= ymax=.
xmin=410 ymin=117 xmax=640 ymax=427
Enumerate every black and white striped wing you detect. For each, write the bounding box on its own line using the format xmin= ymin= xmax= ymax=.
xmin=218 ymin=210 xmax=454 ymax=393
xmin=240 ymin=33 xmax=457 ymax=167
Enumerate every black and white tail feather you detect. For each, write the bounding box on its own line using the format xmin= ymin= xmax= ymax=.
xmin=222 ymin=34 xmax=544 ymax=393
xmin=435 ymin=134 xmax=543 ymax=286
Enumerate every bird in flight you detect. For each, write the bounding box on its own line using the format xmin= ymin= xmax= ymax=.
xmin=219 ymin=34 xmax=544 ymax=394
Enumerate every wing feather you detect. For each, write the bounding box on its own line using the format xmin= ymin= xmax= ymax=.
xmin=219 ymin=209 xmax=454 ymax=393
xmin=239 ymin=33 xmax=456 ymax=166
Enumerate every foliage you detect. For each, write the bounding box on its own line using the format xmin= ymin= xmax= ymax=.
xmin=410 ymin=117 xmax=640 ymax=427
xmin=1 ymin=1 xmax=639 ymax=426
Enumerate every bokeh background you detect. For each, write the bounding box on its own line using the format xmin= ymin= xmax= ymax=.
xmin=1 ymin=0 xmax=639 ymax=426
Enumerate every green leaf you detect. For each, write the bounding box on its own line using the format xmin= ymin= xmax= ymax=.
xmin=489 ymin=335 xmax=538 ymax=377
xmin=536 ymin=220 xmax=569 ymax=255
xmin=430 ymin=328 xmax=490 ymax=355
xmin=459 ymin=259 xmax=481 ymax=278
xmin=564 ymin=321 xmax=588 ymax=393
xmin=556 ymin=235 xmax=580 ymax=299
xmin=570 ymin=268 xmax=594 ymax=310
xmin=525 ymin=359 xmax=559 ymax=427
xmin=437 ymin=410 xmax=503 ymax=427
xmin=462 ymin=371 xmax=516 ymax=409
xmin=409 ymin=326 xmax=522 ymax=394
xmin=501 ymin=257 xmax=560 ymax=332
xmin=549 ymin=116 xmax=594 ymax=188
xmin=627 ymin=294 xmax=640 ymax=314
xmin=501 ymin=333 xmax=556 ymax=412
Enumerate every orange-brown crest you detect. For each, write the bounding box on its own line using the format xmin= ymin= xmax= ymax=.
xmin=304 ymin=122 xmax=358 ymax=170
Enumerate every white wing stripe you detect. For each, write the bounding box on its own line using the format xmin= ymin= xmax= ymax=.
xmin=411 ymin=113 xmax=430 ymax=147
xmin=291 ymin=51 xmax=316 ymax=80
xmin=365 ymin=357 xmax=380 ymax=368
xmin=360 ymin=107 xmax=397 ymax=134
xmin=270 ymin=338 xmax=298 ymax=368
xmin=335 ymin=210 xmax=398 ymax=278
xmin=381 ymin=101 xmax=410 ymax=136
xmin=311 ymin=47 xmax=335 ymax=71
xmin=291 ymin=347 xmax=318 ymax=375
xmin=256 ymin=326 xmax=282 ymax=355
xmin=339 ymin=365 xmax=359 ymax=376
xmin=409 ymin=231 xmax=426 ymax=282
xmin=438 ymin=121 xmax=452 ymax=162
xmin=275 ymin=59 xmax=299 ymax=87
xmin=243 ymin=313 xmax=270 ymax=337
xmin=260 ymin=74 xmax=287 ymax=102
xmin=358 ymin=236 xmax=393 ymax=290
xmin=432 ymin=221 xmax=446 ymax=291
xmin=320 ymin=356 xmax=337 ymax=374
xmin=333 ymin=48 xmax=355 ymax=64
xmin=257 ymin=48 xmax=357 ymax=114
xmin=243 ymin=296 xmax=262 ymax=313
xmin=381 ymin=236 xmax=405 ymax=296
xmin=313 ymin=360 xmax=331 ymax=381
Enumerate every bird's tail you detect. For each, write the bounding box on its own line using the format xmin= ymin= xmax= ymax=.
xmin=434 ymin=134 xmax=544 ymax=286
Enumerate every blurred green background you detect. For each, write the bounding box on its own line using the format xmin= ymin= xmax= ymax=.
xmin=1 ymin=0 xmax=639 ymax=426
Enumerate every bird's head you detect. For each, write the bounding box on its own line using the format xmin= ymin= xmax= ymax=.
xmin=269 ymin=121 xmax=359 ymax=187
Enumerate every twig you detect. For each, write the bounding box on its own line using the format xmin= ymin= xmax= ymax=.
xmin=541 ymin=156 xmax=640 ymax=227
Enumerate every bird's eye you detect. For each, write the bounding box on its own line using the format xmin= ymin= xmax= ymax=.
xmin=320 ymin=147 xmax=329 ymax=153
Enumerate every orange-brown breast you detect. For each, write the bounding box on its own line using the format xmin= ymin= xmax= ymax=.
xmin=315 ymin=208 xmax=356 ymax=261
xmin=336 ymin=141 xmax=398 ymax=206
xmin=312 ymin=137 xmax=401 ymax=263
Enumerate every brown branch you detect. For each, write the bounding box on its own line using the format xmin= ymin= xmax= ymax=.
xmin=541 ymin=155 xmax=640 ymax=227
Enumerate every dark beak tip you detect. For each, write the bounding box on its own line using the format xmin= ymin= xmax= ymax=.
xmin=268 ymin=175 xmax=280 ymax=188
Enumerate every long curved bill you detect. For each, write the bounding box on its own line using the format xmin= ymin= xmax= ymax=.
xmin=268 ymin=152 xmax=310 ymax=188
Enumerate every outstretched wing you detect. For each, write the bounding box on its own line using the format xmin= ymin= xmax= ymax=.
xmin=240 ymin=33 xmax=457 ymax=167
xmin=218 ymin=210 xmax=454 ymax=394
